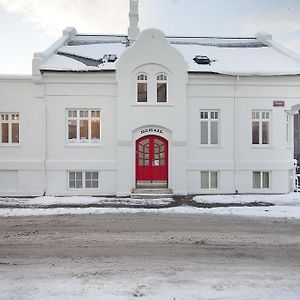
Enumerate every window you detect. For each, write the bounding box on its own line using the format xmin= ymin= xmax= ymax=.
xmin=0 ymin=113 xmax=19 ymax=144
xmin=253 ymin=171 xmax=270 ymax=189
xmin=252 ymin=111 xmax=270 ymax=145
xmin=137 ymin=73 xmax=148 ymax=102
xmin=200 ymin=111 xmax=219 ymax=145
xmin=156 ymin=74 xmax=167 ymax=102
xmin=68 ymin=171 xmax=99 ymax=189
xmin=201 ymin=171 xmax=218 ymax=189
xmin=286 ymin=113 xmax=291 ymax=146
xmin=67 ymin=109 xmax=100 ymax=144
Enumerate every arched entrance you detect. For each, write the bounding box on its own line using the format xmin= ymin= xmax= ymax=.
xmin=136 ymin=135 xmax=168 ymax=188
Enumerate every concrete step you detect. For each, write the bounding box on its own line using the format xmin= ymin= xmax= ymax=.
xmin=131 ymin=188 xmax=173 ymax=199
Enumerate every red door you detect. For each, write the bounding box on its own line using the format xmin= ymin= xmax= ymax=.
xmin=136 ymin=135 xmax=168 ymax=184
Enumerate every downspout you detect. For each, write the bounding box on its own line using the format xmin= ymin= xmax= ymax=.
xmin=43 ymin=96 xmax=48 ymax=196
xmin=234 ymin=75 xmax=240 ymax=194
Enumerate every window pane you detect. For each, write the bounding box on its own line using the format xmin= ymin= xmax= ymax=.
xmin=91 ymin=119 xmax=100 ymax=139
xmin=92 ymin=172 xmax=98 ymax=180
xmin=211 ymin=172 xmax=218 ymax=189
xmin=80 ymin=110 xmax=88 ymax=118
xmin=138 ymin=83 xmax=147 ymax=102
xmin=86 ymin=181 xmax=92 ymax=188
xmin=76 ymin=172 xmax=82 ymax=180
xmin=252 ymin=121 xmax=259 ymax=144
xmin=1 ymin=123 xmax=9 ymax=143
xmin=86 ymin=172 xmax=92 ymax=180
xmin=80 ymin=120 xmax=88 ymax=140
xmin=263 ymin=172 xmax=269 ymax=188
xmin=201 ymin=172 xmax=209 ymax=189
xmin=201 ymin=122 xmax=208 ymax=144
xmin=211 ymin=121 xmax=218 ymax=145
xmin=68 ymin=120 xmax=77 ymax=140
xmin=75 ymin=180 xmax=82 ymax=189
xmin=69 ymin=180 xmax=75 ymax=188
xmin=69 ymin=172 xmax=75 ymax=180
xmin=12 ymin=123 xmax=19 ymax=143
xmin=157 ymin=83 xmax=167 ymax=102
xmin=253 ymin=172 xmax=261 ymax=188
xmin=262 ymin=122 xmax=269 ymax=144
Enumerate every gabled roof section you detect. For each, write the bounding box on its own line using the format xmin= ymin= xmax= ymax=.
xmin=39 ymin=29 xmax=300 ymax=76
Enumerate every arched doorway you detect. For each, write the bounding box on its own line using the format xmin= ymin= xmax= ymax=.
xmin=136 ymin=135 xmax=168 ymax=188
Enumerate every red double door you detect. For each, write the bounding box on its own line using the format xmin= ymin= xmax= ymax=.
xmin=136 ymin=135 xmax=168 ymax=183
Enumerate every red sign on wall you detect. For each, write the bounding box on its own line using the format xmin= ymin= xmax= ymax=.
xmin=273 ymin=100 xmax=285 ymax=107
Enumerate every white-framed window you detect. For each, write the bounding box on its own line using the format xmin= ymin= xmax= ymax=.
xmin=200 ymin=111 xmax=219 ymax=145
xmin=156 ymin=73 xmax=168 ymax=103
xmin=201 ymin=171 xmax=218 ymax=189
xmin=137 ymin=73 xmax=148 ymax=103
xmin=0 ymin=113 xmax=19 ymax=144
xmin=253 ymin=171 xmax=270 ymax=189
xmin=68 ymin=171 xmax=99 ymax=189
xmin=67 ymin=109 xmax=100 ymax=144
xmin=252 ymin=111 xmax=270 ymax=145
xmin=286 ymin=113 xmax=292 ymax=146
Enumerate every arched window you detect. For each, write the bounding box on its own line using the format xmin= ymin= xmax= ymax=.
xmin=137 ymin=73 xmax=148 ymax=102
xmin=156 ymin=74 xmax=168 ymax=102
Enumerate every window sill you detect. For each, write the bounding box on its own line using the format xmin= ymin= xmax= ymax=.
xmin=0 ymin=143 xmax=21 ymax=147
xmin=198 ymin=145 xmax=221 ymax=149
xmin=131 ymin=103 xmax=174 ymax=107
xmin=65 ymin=143 xmax=102 ymax=148
xmin=251 ymin=145 xmax=272 ymax=149
xmin=68 ymin=188 xmax=100 ymax=191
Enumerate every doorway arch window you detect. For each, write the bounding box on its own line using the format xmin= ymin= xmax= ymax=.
xmin=156 ymin=73 xmax=168 ymax=103
xmin=137 ymin=73 xmax=148 ymax=102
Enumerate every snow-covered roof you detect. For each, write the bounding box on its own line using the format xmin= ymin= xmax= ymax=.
xmin=40 ymin=33 xmax=300 ymax=76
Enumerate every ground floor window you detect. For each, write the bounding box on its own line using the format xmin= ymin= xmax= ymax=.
xmin=253 ymin=171 xmax=270 ymax=189
xmin=68 ymin=171 xmax=99 ymax=189
xmin=201 ymin=171 xmax=218 ymax=189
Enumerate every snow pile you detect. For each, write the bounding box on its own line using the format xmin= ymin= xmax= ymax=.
xmin=0 ymin=196 xmax=174 ymax=207
xmin=193 ymin=193 xmax=300 ymax=206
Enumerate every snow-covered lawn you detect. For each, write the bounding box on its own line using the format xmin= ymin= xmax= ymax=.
xmin=0 ymin=193 xmax=300 ymax=219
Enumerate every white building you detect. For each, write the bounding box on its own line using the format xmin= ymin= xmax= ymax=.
xmin=1 ymin=0 xmax=300 ymax=197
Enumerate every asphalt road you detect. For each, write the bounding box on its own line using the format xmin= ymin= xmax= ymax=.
xmin=0 ymin=213 xmax=300 ymax=299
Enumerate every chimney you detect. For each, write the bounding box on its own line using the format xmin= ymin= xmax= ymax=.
xmin=128 ymin=0 xmax=140 ymax=42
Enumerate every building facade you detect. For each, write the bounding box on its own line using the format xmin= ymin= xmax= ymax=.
xmin=1 ymin=0 xmax=300 ymax=197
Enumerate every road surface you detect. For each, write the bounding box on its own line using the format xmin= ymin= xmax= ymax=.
xmin=0 ymin=213 xmax=299 ymax=299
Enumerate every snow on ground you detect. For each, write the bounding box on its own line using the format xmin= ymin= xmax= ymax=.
xmin=0 ymin=193 xmax=300 ymax=219
xmin=193 ymin=193 xmax=300 ymax=206
xmin=0 ymin=196 xmax=173 ymax=207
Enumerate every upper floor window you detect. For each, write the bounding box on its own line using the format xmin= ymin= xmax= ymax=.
xmin=252 ymin=111 xmax=270 ymax=145
xmin=67 ymin=109 xmax=100 ymax=144
xmin=137 ymin=73 xmax=148 ymax=103
xmin=0 ymin=113 xmax=19 ymax=144
xmin=156 ymin=74 xmax=168 ymax=103
xmin=200 ymin=111 xmax=219 ymax=145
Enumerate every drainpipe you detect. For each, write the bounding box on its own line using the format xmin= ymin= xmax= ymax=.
xmin=234 ymin=76 xmax=240 ymax=194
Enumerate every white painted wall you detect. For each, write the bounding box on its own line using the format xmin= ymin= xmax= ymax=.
xmin=1 ymin=32 xmax=300 ymax=196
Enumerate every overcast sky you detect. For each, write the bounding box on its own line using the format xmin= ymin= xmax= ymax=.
xmin=1 ymin=0 xmax=300 ymax=74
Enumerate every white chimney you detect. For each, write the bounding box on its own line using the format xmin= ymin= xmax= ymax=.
xmin=128 ymin=0 xmax=140 ymax=42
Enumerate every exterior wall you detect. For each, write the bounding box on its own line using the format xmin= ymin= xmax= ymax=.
xmin=42 ymin=73 xmax=118 ymax=195
xmin=116 ymin=29 xmax=188 ymax=195
xmin=1 ymin=35 xmax=300 ymax=196
xmin=187 ymin=74 xmax=300 ymax=194
xmin=0 ymin=76 xmax=44 ymax=196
